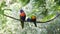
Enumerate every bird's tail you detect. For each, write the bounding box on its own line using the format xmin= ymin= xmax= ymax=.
xmin=34 ymin=22 xmax=37 ymax=27
xmin=21 ymin=21 xmax=24 ymax=29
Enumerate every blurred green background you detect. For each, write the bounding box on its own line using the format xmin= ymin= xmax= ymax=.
xmin=0 ymin=0 xmax=60 ymax=34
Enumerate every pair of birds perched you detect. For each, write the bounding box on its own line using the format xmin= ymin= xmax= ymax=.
xmin=20 ymin=9 xmax=37 ymax=29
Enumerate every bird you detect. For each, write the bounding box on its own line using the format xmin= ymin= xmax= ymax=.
xmin=27 ymin=18 xmax=31 ymax=22
xmin=31 ymin=15 xmax=37 ymax=27
xmin=20 ymin=9 xmax=26 ymax=29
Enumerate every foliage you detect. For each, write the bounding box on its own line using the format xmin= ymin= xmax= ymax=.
xmin=33 ymin=0 xmax=45 ymax=8
xmin=46 ymin=17 xmax=60 ymax=34
xmin=0 ymin=0 xmax=60 ymax=34
xmin=19 ymin=0 xmax=30 ymax=6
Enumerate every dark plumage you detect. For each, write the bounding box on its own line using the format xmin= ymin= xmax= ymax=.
xmin=31 ymin=15 xmax=37 ymax=27
xmin=20 ymin=9 xmax=26 ymax=29
xmin=27 ymin=18 xmax=31 ymax=22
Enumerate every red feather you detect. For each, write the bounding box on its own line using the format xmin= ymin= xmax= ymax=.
xmin=20 ymin=12 xmax=26 ymax=17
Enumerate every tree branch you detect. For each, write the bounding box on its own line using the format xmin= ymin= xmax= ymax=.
xmin=4 ymin=14 xmax=20 ymax=21
xmin=37 ymin=14 xmax=60 ymax=23
xmin=3 ymin=13 xmax=60 ymax=23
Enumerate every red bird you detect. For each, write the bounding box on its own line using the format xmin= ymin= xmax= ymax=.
xmin=20 ymin=9 xmax=26 ymax=29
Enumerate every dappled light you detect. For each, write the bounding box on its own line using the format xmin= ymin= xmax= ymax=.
xmin=0 ymin=0 xmax=60 ymax=34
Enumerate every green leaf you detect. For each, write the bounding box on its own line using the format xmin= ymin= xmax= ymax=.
xmin=42 ymin=9 xmax=48 ymax=16
xmin=54 ymin=0 xmax=60 ymax=6
xmin=1 ymin=1 xmax=6 ymax=7
xmin=0 ymin=1 xmax=5 ymax=15
xmin=42 ymin=14 xmax=55 ymax=22
xmin=19 ymin=0 xmax=30 ymax=6
xmin=33 ymin=0 xmax=45 ymax=8
xmin=0 ymin=9 xmax=4 ymax=15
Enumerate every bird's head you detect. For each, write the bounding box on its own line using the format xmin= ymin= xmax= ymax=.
xmin=31 ymin=15 xmax=36 ymax=19
xmin=31 ymin=15 xmax=36 ymax=22
xmin=27 ymin=18 xmax=31 ymax=22
xmin=20 ymin=9 xmax=24 ymax=13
